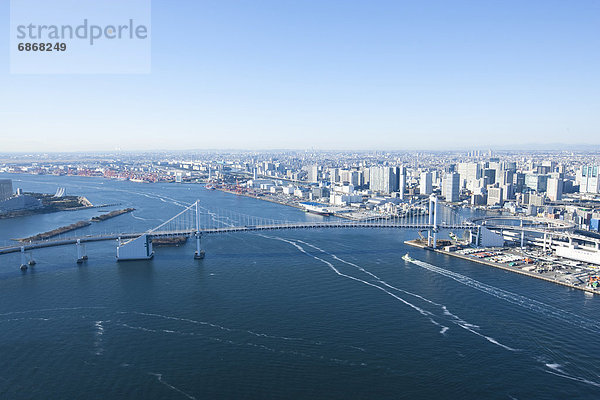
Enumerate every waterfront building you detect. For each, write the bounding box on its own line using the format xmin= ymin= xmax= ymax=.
xmin=0 ymin=195 xmax=42 ymax=213
xmin=487 ymin=187 xmax=504 ymax=206
xmin=0 ymin=179 xmax=13 ymax=201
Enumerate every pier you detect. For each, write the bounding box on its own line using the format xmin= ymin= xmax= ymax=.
xmin=405 ymin=239 xmax=599 ymax=295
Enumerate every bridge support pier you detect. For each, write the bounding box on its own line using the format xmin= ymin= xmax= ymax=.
xmin=19 ymin=246 xmax=35 ymax=270
xmin=76 ymin=239 xmax=88 ymax=264
xmin=543 ymin=232 xmax=547 ymax=252
xmin=521 ymin=230 xmax=525 ymax=248
xmin=20 ymin=246 xmax=35 ymax=271
xmin=194 ymin=232 xmax=205 ymax=259
xmin=20 ymin=246 xmax=27 ymax=270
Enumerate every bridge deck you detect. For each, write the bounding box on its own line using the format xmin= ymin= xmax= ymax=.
xmin=0 ymin=222 xmax=472 ymax=254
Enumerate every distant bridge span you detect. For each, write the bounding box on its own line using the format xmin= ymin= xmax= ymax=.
xmin=6 ymin=196 xmax=570 ymax=265
xmin=0 ymin=221 xmax=474 ymax=255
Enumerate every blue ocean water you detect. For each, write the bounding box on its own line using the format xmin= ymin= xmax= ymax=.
xmin=0 ymin=173 xmax=599 ymax=399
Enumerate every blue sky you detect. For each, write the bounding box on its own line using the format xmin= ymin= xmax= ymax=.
xmin=1 ymin=0 xmax=599 ymax=152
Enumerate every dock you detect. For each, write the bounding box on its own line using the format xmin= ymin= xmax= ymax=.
xmin=404 ymin=239 xmax=599 ymax=296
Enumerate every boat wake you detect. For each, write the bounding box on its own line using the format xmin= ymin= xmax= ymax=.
xmin=117 ymin=321 xmax=381 ymax=371
xmin=149 ymin=373 xmax=198 ymax=400
xmin=93 ymin=320 xmax=106 ymax=356
xmin=406 ymin=258 xmax=600 ymax=335
xmin=543 ymin=363 xmax=600 ymax=388
xmin=258 ymin=235 xmax=521 ymax=347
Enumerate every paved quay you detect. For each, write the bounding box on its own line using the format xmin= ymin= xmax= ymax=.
xmin=405 ymin=239 xmax=599 ymax=295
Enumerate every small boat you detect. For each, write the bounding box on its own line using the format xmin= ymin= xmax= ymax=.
xmin=402 ymin=253 xmax=414 ymax=262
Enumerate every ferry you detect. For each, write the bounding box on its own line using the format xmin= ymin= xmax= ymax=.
xmin=300 ymin=202 xmax=333 ymax=216
xmin=402 ymin=253 xmax=414 ymax=262
xmin=305 ymin=209 xmax=333 ymax=217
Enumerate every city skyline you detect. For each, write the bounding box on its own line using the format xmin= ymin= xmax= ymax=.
xmin=2 ymin=0 xmax=599 ymax=152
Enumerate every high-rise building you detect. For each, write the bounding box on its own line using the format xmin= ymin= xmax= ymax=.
xmin=0 ymin=179 xmax=12 ymax=201
xmin=340 ymin=170 xmax=360 ymax=187
xmin=399 ymin=166 xmax=406 ymax=200
xmin=330 ymin=168 xmax=341 ymax=183
xmin=513 ymin=172 xmax=526 ymax=193
xmin=307 ymin=165 xmax=319 ymax=183
xmin=501 ymin=170 xmax=514 ymax=186
xmin=483 ymin=169 xmax=496 ymax=185
xmin=547 ymin=178 xmax=563 ymax=201
xmin=487 ymin=187 xmax=504 ymax=206
xmin=457 ymin=162 xmax=481 ymax=189
xmin=525 ymin=174 xmax=548 ymax=192
xmin=419 ymin=172 xmax=433 ymax=195
xmin=501 ymin=183 xmax=514 ymax=200
xmin=369 ymin=166 xmax=399 ymax=194
xmin=442 ymin=172 xmax=460 ymax=202
xmin=577 ymin=165 xmax=600 ymax=194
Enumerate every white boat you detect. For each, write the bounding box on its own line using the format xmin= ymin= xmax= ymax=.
xmin=402 ymin=253 xmax=414 ymax=262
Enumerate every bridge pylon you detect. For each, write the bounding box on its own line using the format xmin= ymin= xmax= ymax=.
xmin=19 ymin=246 xmax=35 ymax=270
xmin=428 ymin=195 xmax=439 ymax=248
xmin=194 ymin=200 xmax=205 ymax=259
xmin=76 ymin=239 xmax=88 ymax=264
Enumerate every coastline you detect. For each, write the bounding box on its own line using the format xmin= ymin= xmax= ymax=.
xmin=405 ymin=239 xmax=599 ymax=295
xmin=215 ymin=188 xmax=369 ymax=221
xmin=216 ymin=188 xmax=305 ymax=210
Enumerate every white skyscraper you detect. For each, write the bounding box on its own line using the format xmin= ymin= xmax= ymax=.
xmin=547 ymin=177 xmax=563 ymax=201
xmin=369 ymin=166 xmax=399 ymax=194
xmin=307 ymin=165 xmax=319 ymax=183
xmin=419 ymin=172 xmax=433 ymax=195
xmin=487 ymin=187 xmax=504 ymax=206
xmin=442 ymin=172 xmax=460 ymax=202
xmin=457 ymin=162 xmax=481 ymax=189
xmin=399 ymin=166 xmax=406 ymax=200
xmin=577 ymin=165 xmax=600 ymax=194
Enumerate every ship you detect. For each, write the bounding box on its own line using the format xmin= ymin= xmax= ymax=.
xmin=300 ymin=202 xmax=333 ymax=216
xmin=402 ymin=253 xmax=414 ymax=262
xmin=305 ymin=209 xmax=333 ymax=217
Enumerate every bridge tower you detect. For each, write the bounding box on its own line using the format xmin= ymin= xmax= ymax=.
xmin=194 ymin=200 xmax=205 ymax=259
xmin=427 ymin=195 xmax=439 ymax=248
xmin=19 ymin=246 xmax=35 ymax=270
xmin=76 ymin=239 xmax=88 ymax=264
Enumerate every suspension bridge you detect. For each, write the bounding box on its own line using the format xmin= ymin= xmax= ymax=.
xmin=2 ymin=195 xmax=477 ymax=268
